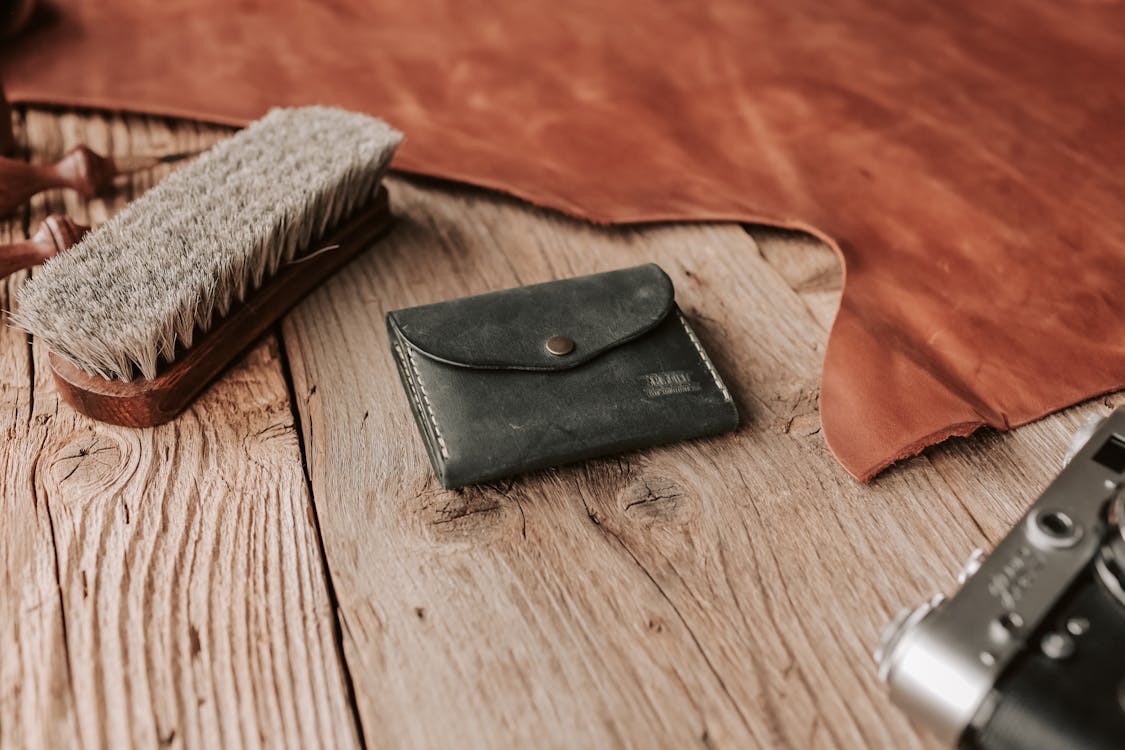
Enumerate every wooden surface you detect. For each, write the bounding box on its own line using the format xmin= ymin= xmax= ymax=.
xmin=1 ymin=107 xmax=1120 ymax=749
xmin=1 ymin=110 xmax=358 ymax=749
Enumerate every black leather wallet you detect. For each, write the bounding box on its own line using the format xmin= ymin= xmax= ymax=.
xmin=386 ymin=264 xmax=739 ymax=488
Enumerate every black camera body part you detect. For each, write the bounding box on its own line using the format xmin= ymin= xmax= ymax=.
xmin=971 ymin=564 xmax=1124 ymax=750
xmin=876 ymin=409 xmax=1125 ymax=749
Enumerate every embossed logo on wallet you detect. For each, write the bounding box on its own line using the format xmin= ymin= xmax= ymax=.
xmin=640 ymin=370 xmax=701 ymax=398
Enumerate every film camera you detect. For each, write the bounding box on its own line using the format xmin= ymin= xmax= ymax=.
xmin=875 ymin=409 xmax=1125 ymax=749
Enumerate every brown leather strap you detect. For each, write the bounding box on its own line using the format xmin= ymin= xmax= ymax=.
xmin=0 ymin=80 xmax=14 ymax=157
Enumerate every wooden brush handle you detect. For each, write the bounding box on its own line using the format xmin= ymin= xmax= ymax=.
xmin=0 ymin=146 xmax=118 ymax=216
xmin=50 ymin=188 xmax=393 ymax=427
xmin=0 ymin=214 xmax=89 ymax=278
xmin=0 ymin=81 xmax=14 ymax=157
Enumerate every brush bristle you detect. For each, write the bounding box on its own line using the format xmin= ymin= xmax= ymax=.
xmin=15 ymin=107 xmax=402 ymax=381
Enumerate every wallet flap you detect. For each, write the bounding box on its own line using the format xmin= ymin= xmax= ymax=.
xmin=388 ymin=264 xmax=674 ymax=371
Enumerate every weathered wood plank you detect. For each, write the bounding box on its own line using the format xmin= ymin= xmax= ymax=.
xmin=6 ymin=103 xmax=1113 ymax=749
xmin=0 ymin=106 xmax=81 ymax=750
xmin=280 ymin=177 xmax=1016 ymax=748
xmin=1 ymin=108 xmax=360 ymax=749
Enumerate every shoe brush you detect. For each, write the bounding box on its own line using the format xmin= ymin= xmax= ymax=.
xmin=15 ymin=107 xmax=402 ymax=427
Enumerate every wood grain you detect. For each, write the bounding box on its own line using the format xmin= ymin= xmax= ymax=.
xmin=0 ymin=106 xmax=80 ymax=750
xmin=4 ymin=105 xmax=1120 ymax=749
xmin=1 ymin=109 xmax=359 ymax=749
xmin=283 ymin=177 xmax=1087 ymax=749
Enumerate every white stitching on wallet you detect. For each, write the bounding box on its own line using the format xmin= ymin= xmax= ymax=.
xmin=395 ymin=340 xmax=449 ymax=459
xmin=392 ymin=342 xmax=424 ymax=412
xmin=678 ymin=311 xmax=732 ymax=402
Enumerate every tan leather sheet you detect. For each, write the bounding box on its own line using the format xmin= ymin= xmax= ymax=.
xmin=3 ymin=1 xmax=1123 ymax=481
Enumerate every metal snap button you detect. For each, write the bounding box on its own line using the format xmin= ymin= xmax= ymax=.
xmin=545 ymin=335 xmax=575 ymax=356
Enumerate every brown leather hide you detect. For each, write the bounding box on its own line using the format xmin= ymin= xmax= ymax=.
xmin=3 ymin=1 xmax=1123 ymax=481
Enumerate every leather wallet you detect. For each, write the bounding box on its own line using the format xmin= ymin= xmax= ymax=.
xmin=386 ymin=264 xmax=739 ymax=488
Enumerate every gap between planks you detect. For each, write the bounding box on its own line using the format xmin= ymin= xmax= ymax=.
xmin=275 ymin=330 xmax=369 ymax=750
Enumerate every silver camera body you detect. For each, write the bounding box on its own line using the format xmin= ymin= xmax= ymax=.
xmin=876 ymin=409 xmax=1125 ymax=749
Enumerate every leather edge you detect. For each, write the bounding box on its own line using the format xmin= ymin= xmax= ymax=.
xmin=387 ymin=317 xmax=452 ymax=487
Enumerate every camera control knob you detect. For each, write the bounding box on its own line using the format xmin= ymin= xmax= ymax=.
xmin=1041 ymin=632 xmax=1077 ymax=660
xmin=957 ymin=548 xmax=986 ymax=583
